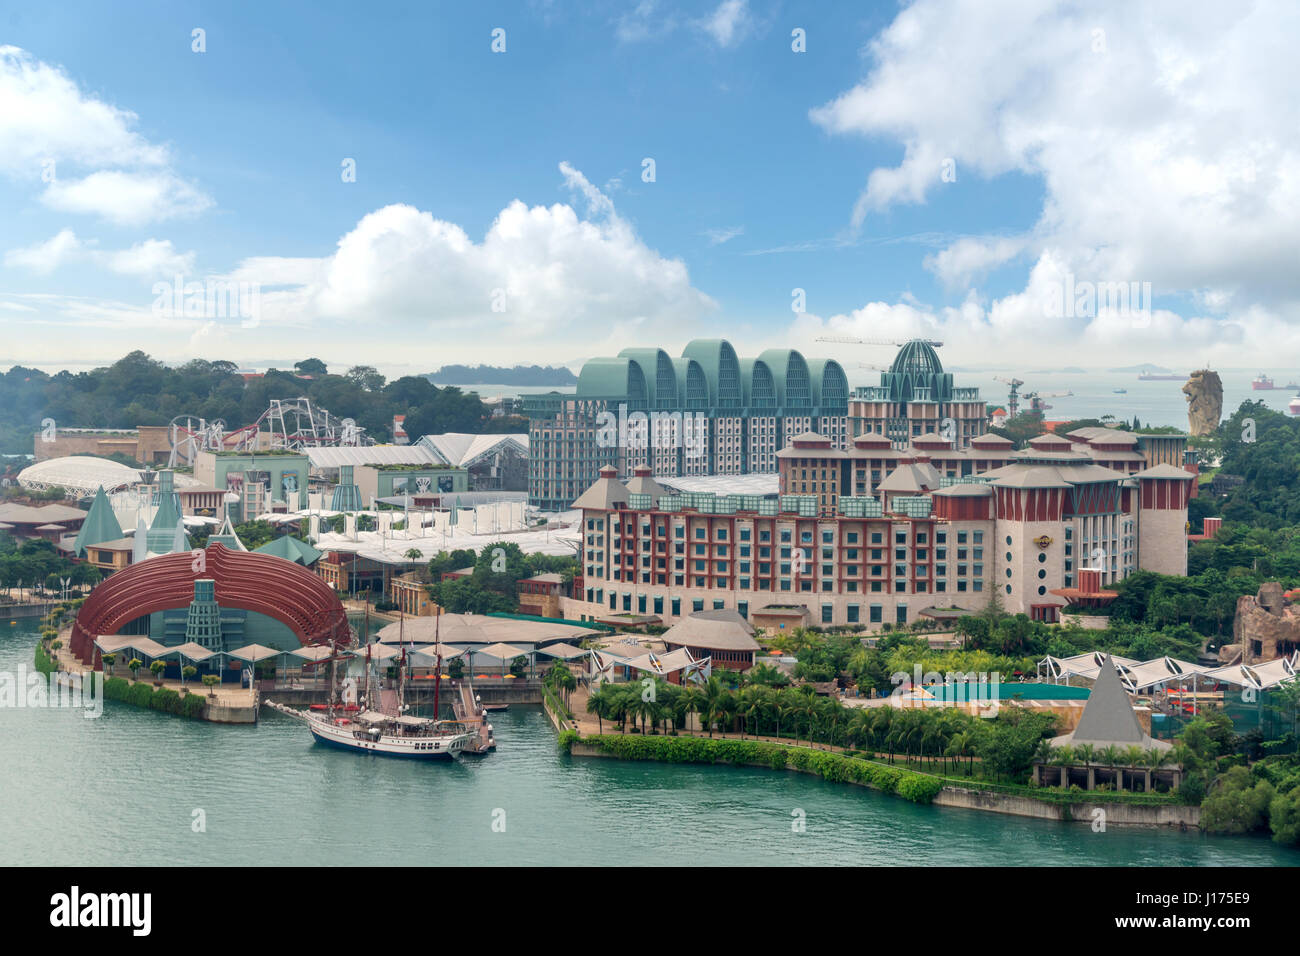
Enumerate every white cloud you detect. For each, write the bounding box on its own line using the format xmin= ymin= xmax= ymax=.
xmin=703 ymin=225 xmax=744 ymax=245
xmin=924 ymin=236 xmax=1026 ymax=288
xmin=101 ymin=239 xmax=195 ymax=278
xmin=5 ymin=230 xmax=195 ymax=278
xmin=0 ymin=46 xmax=211 ymax=224
xmin=214 ymin=163 xmax=717 ymax=364
xmin=698 ymin=0 xmax=752 ymax=48
xmin=616 ymin=0 xmax=677 ymax=43
xmin=42 ymin=170 xmax=211 ymax=226
xmin=801 ymin=0 xmax=1300 ymax=367
xmin=4 ymin=229 xmax=83 ymax=275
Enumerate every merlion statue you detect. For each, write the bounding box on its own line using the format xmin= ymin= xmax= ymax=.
xmin=1183 ymin=369 xmax=1223 ymax=436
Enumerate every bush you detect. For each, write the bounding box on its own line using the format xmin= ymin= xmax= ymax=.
xmin=897 ymin=772 xmax=944 ymax=804
xmin=125 ymin=683 xmax=155 ymax=708
xmin=150 ymin=688 xmax=182 ymax=715
xmin=181 ymin=695 xmax=207 ymax=719
xmin=557 ymin=729 xmax=579 ymax=752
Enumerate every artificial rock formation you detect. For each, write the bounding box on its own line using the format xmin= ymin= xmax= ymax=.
xmin=1183 ymin=369 xmax=1223 ymax=437
xmin=1230 ymin=583 xmax=1300 ymax=664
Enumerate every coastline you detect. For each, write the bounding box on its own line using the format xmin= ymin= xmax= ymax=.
xmin=561 ymin=731 xmax=1201 ymax=830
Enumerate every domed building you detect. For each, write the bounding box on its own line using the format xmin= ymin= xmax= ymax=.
xmin=17 ymin=455 xmax=141 ymax=497
xmin=69 ymin=542 xmax=349 ymax=678
xmin=848 ymin=339 xmax=987 ymax=448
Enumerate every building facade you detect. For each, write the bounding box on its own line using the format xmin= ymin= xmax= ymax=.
xmin=567 ymin=424 xmax=1193 ymax=630
xmin=523 ymin=340 xmax=851 ymax=511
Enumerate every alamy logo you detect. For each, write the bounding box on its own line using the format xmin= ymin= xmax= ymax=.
xmin=152 ymin=274 xmax=261 ymax=327
xmin=594 ymin=403 xmax=707 ymax=459
xmin=1044 ymin=274 xmax=1151 ymax=326
xmin=49 ymin=886 xmax=151 ymax=936
xmin=0 ymin=665 xmax=102 ymax=718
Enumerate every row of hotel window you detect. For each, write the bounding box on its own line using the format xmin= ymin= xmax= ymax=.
xmin=585 ymin=590 xmax=916 ymax=625
xmin=593 ymin=518 xmax=978 ymax=546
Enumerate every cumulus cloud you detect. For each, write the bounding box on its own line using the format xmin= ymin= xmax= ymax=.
xmin=5 ymin=230 xmax=194 ymax=278
xmin=218 ymin=163 xmax=717 ymax=364
xmin=0 ymin=46 xmax=211 ymax=224
xmin=810 ymin=0 xmax=1300 ymax=312
xmin=4 ymin=229 xmax=83 ymax=275
xmin=800 ymin=0 xmax=1300 ymax=365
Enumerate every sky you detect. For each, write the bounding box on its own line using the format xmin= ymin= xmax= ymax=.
xmin=1 ymin=0 xmax=1298 ymax=381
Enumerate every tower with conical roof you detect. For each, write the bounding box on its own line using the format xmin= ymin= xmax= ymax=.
xmin=145 ymin=470 xmax=191 ymax=555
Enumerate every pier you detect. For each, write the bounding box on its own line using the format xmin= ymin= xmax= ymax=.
xmin=451 ymin=681 xmax=496 ymax=754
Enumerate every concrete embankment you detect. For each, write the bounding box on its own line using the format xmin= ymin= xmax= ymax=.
xmin=933 ymin=785 xmax=1200 ymax=827
xmin=567 ymin=739 xmax=1200 ymax=830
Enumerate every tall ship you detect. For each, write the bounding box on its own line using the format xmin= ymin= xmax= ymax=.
xmin=265 ymin=610 xmax=474 ymax=760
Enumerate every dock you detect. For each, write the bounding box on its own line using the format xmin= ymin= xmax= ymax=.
xmin=451 ymin=681 xmax=496 ymax=754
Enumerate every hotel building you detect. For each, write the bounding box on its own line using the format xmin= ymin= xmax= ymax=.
xmin=565 ymin=423 xmax=1193 ymax=630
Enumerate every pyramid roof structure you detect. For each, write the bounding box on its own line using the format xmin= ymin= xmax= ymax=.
xmin=73 ymin=486 xmax=125 ymax=557
xmin=1049 ymin=655 xmax=1172 ymax=752
xmin=253 ymin=534 xmax=322 ymax=566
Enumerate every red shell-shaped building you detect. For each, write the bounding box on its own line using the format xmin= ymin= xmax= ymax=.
xmin=69 ymin=542 xmax=350 ymax=665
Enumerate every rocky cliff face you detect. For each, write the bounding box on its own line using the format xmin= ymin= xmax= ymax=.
xmin=1183 ymin=369 xmax=1223 ymax=437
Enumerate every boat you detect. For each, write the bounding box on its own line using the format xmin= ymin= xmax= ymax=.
xmin=1113 ymin=388 xmax=1127 ymax=394
xmin=1137 ymin=372 xmax=1185 ymax=381
xmin=265 ymin=607 xmax=474 ymax=760
xmin=1253 ymin=373 xmax=1281 ymax=390
xmin=1289 ymin=397 xmax=1300 ymax=417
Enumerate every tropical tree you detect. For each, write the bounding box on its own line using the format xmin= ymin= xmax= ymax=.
xmin=586 ymin=685 xmax=606 ymax=734
xmin=128 ymin=658 xmax=143 ymax=682
xmin=201 ymin=673 xmax=221 ymax=697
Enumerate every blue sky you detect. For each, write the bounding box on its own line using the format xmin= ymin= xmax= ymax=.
xmin=2 ymin=0 xmax=1296 ymax=378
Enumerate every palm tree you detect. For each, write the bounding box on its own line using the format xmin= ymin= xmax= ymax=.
xmin=1099 ymin=745 xmax=1122 ymax=790
xmin=586 ymin=685 xmax=606 ymax=734
xmin=701 ymin=676 xmax=726 ymax=738
xmin=1048 ymin=745 xmax=1075 ymax=787
xmin=945 ymin=732 xmax=975 ymax=777
xmin=1122 ymin=745 xmax=1145 ymax=792
xmin=1143 ymin=747 xmax=1170 ymax=793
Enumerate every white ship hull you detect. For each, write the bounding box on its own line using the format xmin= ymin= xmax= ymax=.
xmin=266 ymin=700 xmax=473 ymax=760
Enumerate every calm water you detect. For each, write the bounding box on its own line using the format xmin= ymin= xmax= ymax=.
xmin=2 ymin=620 xmax=1297 ymax=866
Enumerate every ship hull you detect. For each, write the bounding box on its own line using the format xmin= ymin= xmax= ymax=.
xmin=308 ymin=726 xmax=459 ymax=760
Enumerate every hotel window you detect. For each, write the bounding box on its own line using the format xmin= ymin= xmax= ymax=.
xmin=973 ymin=531 xmax=984 ymax=543
xmin=781 ymin=530 xmax=791 ymax=542
xmin=869 ymin=604 xmax=882 ymax=623
xmin=822 ymin=604 xmax=833 ymax=623
xmin=693 ymin=599 xmax=704 ymax=612
xmin=871 ymin=531 xmax=883 ymax=544
xmin=896 ymin=531 xmax=906 ymax=544
xmin=957 ymin=531 xmax=968 ymax=543
xmin=672 ymin=598 xmax=681 ymax=615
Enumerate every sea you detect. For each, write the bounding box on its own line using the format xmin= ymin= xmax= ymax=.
xmin=2 ymin=618 xmax=1297 ymax=866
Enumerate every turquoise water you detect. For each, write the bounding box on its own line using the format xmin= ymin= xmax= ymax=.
xmin=2 ymin=619 xmax=1298 ymax=866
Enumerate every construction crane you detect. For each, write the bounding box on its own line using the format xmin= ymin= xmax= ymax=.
xmin=993 ymin=376 xmax=1024 ymax=418
xmin=817 ymin=335 xmax=944 ymax=348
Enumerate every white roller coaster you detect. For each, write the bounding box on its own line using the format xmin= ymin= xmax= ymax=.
xmin=167 ymin=398 xmax=372 ymax=467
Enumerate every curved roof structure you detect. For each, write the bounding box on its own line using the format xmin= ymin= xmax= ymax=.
xmin=618 ymin=348 xmax=678 ymax=410
xmin=806 ymin=358 xmax=848 ymax=408
xmin=757 ymin=349 xmax=812 ymax=408
xmin=18 ymin=456 xmax=140 ymax=496
xmin=576 ymin=357 xmax=648 ymax=409
xmin=681 ymin=339 xmax=742 ymax=408
xmin=738 ymin=359 xmax=777 ymax=409
xmin=670 ymin=358 xmax=709 ymax=409
xmin=70 ymin=543 xmax=350 ymax=663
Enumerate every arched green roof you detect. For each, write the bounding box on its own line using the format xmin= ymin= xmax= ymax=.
xmin=576 ymin=357 xmax=648 ymax=408
xmin=618 ymin=348 xmax=678 ymax=410
xmin=806 ymin=359 xmax=848 ymax=410
xmin=883 ymin=339 xmax=952 ymax=402
xmin=756 ymin=349 xmax=811 ymax=408
xmin=671 ymin=358 xmax=709 ymax=410
xmin=681 ymin=339 xmax=742 ymax=409
xmin=738 ymin=358 xmax=777 ymax=409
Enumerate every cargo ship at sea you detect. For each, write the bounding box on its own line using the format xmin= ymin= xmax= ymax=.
xmin=1137 ymin=371 xmax=1186 ymax=381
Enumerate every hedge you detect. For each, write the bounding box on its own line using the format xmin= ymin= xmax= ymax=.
xmin=575 ymin=735 xmax=944 ymax=804
xmin=99 ymin=676 xmax=208 ymax=720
